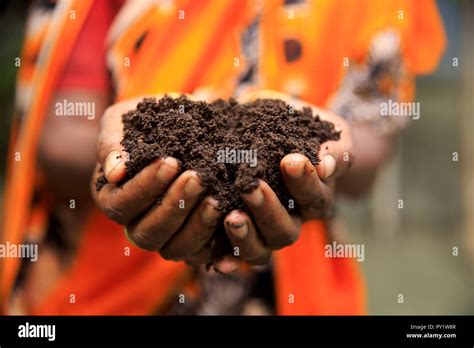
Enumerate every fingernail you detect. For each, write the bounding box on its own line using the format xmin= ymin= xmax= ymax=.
xmin=202 ymin=201 xmax=220 ymax=224
xmin=286 ymin=161 xmax=305 ymax=178
xmin=184 ymin=176 xmax=204 ymax=197
xmin=104 ymin=150 xmax=123 ymax=179
xmin=227 ymin=220 xmax=248 ymax=239
xmin=243 ymin=187 xmax=264 ymax=207
xmin=214 ymin=256 xmax=240 ymax=274
xmin=156 ymin=158 xmax=178 ymax=183
xmin=323 ymin=154 xmax=337 ymax=179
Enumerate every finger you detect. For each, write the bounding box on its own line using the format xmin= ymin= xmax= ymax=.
xmin=315 ymin=112 xmax=354 ymax=180
xmin=92 ymin=157 xmax=180 ymax=225
xmin=159 ymin=197 xmax=222 ymax=260
xmin=185 ymin=245 xmax=213 ymax=267
xmin=224 ymin=210 xmax=272 ymax=265
xmin=280 ymin=153 xmax=333 ymax=214
xmin=213 ymin=255 xmax=241 ymax=274
xmin=126 ymin=170 xmax=205 ymax=251
xmin=241 ymin=180 xmax=301 ymax=250
xmin=184 ymin=240 xmax=241 ymax=274
xmin=185 ymin=249 xmax=241 ymax=274
xmin=96 ymin=98 xmax=146 ymax=183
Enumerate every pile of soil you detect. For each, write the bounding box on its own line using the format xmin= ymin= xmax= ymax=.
xmin=96 ymin=96 xmax=340 ymax=261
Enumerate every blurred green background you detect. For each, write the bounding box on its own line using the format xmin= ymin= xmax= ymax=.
xmin=338 ymin=1 xmax=474 ymax=314
xmin=0 ymin=1 xmax=472 ymax=314
xmin=0 ymin=1 xmax=25 ymax=177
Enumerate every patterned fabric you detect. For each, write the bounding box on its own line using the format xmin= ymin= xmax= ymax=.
xmin=329 ymin=30 xmax=411 ymax=135
xmin=15 ymin=0 xmax=57 ymax=121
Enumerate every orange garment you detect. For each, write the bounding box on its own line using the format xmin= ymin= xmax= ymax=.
xmin=1 ymin=0 xmax=96 ymax=312
xmin=1 ymin=0 xmax=446 ymax=315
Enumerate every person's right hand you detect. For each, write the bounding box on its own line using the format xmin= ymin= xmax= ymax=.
xmin=91 ymin=96 xmax=238 ymax=273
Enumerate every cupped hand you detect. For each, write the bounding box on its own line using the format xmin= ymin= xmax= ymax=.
xmin=91 ymin=95 xmax=229 ymax=271
xmin=91 ymin=91 xmax=354 ymax=274
xmin=221 ymin=90 xmax=354 ymax=268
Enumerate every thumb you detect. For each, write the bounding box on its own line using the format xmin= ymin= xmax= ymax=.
xmin=96 ymin=99 xmax=139 ymax=183
xmin=102 ymin=149 xmax=128 ymax=183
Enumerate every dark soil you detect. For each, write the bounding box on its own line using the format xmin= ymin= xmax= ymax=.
xmin=96 ymin=96 xmax=340 ymax=262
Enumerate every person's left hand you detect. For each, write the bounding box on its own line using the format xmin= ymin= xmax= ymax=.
xmin=208 ymin=90 xmax=354 ymax=273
